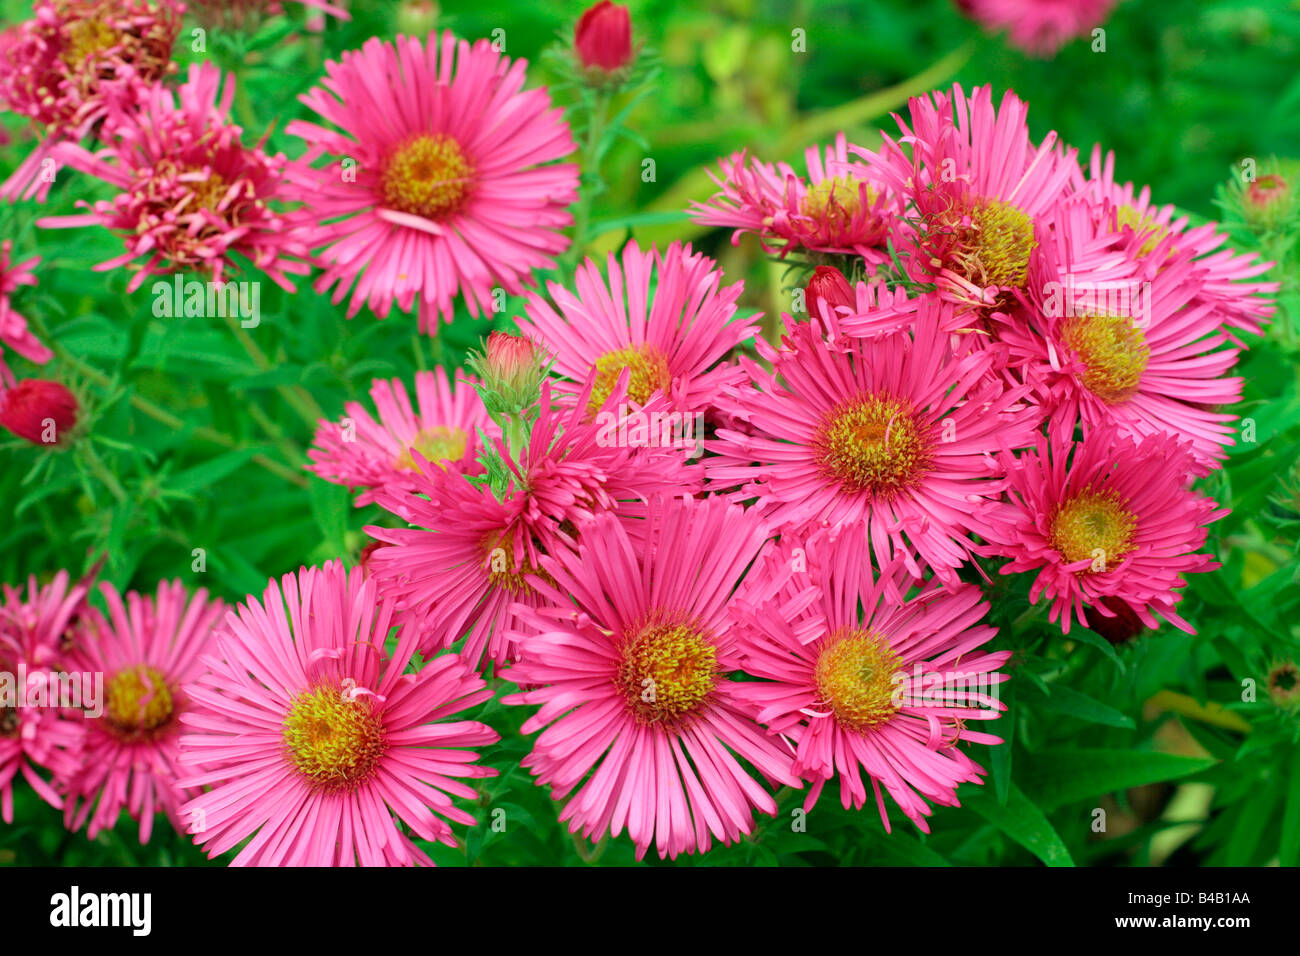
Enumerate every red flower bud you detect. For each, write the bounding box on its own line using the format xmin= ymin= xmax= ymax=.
xmin=358 ymin=540 xmax=385 ymax=578
xmin=0 ymin=378 xmax=78 ymax=445
xmin=1083 ymin=596 xmax=1145 ymax=645
xmin=575 ymin=1 xmax=633 ymax=73
xmin=805 ymin=265 xmax=856 ymax=321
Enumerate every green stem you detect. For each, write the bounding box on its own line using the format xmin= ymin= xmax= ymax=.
xmin=80 ymin=441 xmax=127 ymax=503
xmin=564 ymin=91 xmax=612 ymax=274
xmin=222 ymin=313 xmax=325 ymax=429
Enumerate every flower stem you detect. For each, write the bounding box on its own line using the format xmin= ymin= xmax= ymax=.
xmin=564 ymin=90 xmax=612 ymax=274
xmin=222 ymin=312 xmax=326 ymax=429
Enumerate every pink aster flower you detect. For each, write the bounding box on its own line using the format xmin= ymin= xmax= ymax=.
xmin=853 ymin=83 xmax=1077 ymax=311
xmin=691 ymin=132 xmax=897 ymax=265
xmin=0 ymin=241 xmax=50 ymax=386
xmin=308 ymin=366 xmax=492 ymax=512
xmin=516 ymin=240 xmax=757 ymax=418
xmin=38 ymin=61 xmax=309 ymax=292
xmin=1002 ymin=195 xmax=1244 ymax=473
xmin=503 ymin=495 xmax=802 ymax=860
xmin=284 ymin=32 xmax=579 ymax=328
xmin=980 ymin=423 xmax=1225 ymax=634
xmin=177 ymin=561 xmax=499 ymax=866
xmin=367 ymin=382 xmax=699 ymax=666
xmin=955 ymin=0 xmax=1117 ymax=57
xmin=732 ymin=525 xmax=1008 ymax=832
xmin=1078 ymin=145 xmax=1277 ymax=337
xmin=0 ymin=0 xmax=183 ymax=203
xmin=62 ymin=580 xmax=223 ymax=843
xmin=707 ymin=298 xmax=1039 ymax=583
xmin=0 ymin=570 xmax=93 ymax=821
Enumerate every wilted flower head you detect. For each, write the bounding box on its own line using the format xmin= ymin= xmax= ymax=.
xmin=693 ymin=133 xmax=897 ymax=264
xmin=1268 ymin=660 xmax=1300 ymax=711
xmin=0 ymin=0 xmax=183 ymax=202
xmin=38 ymin=62 xmax=309 ymax=292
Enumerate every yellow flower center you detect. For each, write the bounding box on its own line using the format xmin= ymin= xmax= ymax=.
xmin=587 ymin=344 xmax=672 ymax=415
xmin=959 ymin=198 xmax=1036 ymax=288
xmin=105 ymin=665 xmax=175 ymax=736
xmin=60 ymin=18 xmax=119 ymax=69
xmin=801 ymin=176 xmax=869 ymax=231
xmin=1113 ymin=205 xmax=1170 ymax=257
xmin=393 ymin=425 xmax=469 ymax=473
xmin=380 ymin=134 xmax=474 ymax=220
xmin=817 ymin=395 xmax=931 ymax=496
xmin=814 ymin=629 xmax=902 ymax=731
xmin=283 ymin=685 xmax=387 ymax=791
xmin=184 ymin=170 xmax=230 ymax=214
xmin=482 ymin=532 xmax=553 ymax=595
xmin=616 ymin=615 xmax=717 ymax=726
xmin=1050 ymin=489 xmax=1137 ymax=569
xmin=1063 ymin=312 xmax=1148 ymax=404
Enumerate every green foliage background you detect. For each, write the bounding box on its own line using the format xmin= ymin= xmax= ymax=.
xmin=2 ymin=0 xmax=1299 ymax=866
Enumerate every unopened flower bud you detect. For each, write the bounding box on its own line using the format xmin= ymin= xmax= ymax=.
xmin=396 ymin=0 xmax=440 ymax=36
xmin=0 ymin=378 xmax=78 ymax=446
xmin=1083 ymin=596 xmax=1145 ymax=645
xmin=468 ymin=332 xmax=549 ymax=418
xmin=805 ymin=265 xmax=856 ymax=322
xmin=1242 ymin=172 xmax=1295 ymax=230
xmin=574 ymin=1 xmax=634 ymax=83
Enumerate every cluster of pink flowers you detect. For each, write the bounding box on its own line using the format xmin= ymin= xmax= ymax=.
xmin=0 ymin=3 xmax=1275 ymax=864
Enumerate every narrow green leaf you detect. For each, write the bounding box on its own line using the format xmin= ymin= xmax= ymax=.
xmin=1029 ymin=682 xmax=1136 ymax=729
xmin=1280 ymin=750 xmax=1300 ymax=866
xmin=1019 ymin=749 xmax=1216 ymax=811
xmin=963 ymin=782 xmax=1074 ymax=867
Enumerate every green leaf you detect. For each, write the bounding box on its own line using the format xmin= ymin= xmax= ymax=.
xmin=1019 ymin=749 xmax=1216 ymax=811
xmin=1028 ymin=682 xmax=1136 ymax=729
xmin=167 ymin=449 xmax=260 ymax=495
xmin=1068 ymin=628 xmax=1124 ymax=669
xmin=1280 ymin=750 xmax=1300 ymax=867
xmin=962 ymin=782 xmax=1074 ymax=867
xmin=307 ymin=477 xmax=351 ymax=557
xmin=857 ymin=830 xmax=951 ymax=867
xmin=990 ymin=678 xmax=1015 ymax=805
